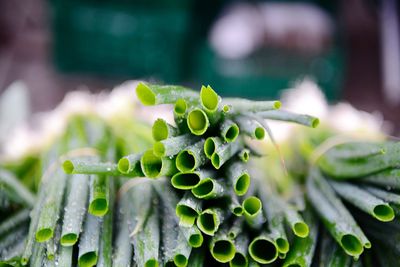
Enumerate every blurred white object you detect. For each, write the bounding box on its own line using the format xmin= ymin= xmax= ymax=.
xmin=209 ymin=2 xmax=333 ymax=59
xmin=380 ymin=0 xmax=400 ymax=105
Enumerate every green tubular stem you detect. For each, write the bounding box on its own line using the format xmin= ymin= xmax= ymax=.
xmin=191 ymin=178 xmax=228 ymax=199
xmin=282 ymin=209 xmax=318 ymax=267
xmin=174 ymin=98 xmax=188 ymax=118
xmin=234 ymin=116 xmax=265 ymax=140
xmin=133 ymin=197 xmax=160 ymax=267
xmin=317 ymin=142 xmax=400 ymax=179
xmin=117 ymin=153 xmax=144 ymax=177
xmin=113 ymin=193 xmax=132 ymax=267
xmin=36 ymin=169 xmax=67 ymax=243
xmin=153 ymin=179 xmax=204 ymax=248
xmin=211 ymin=141 xmax=243 ymax=169
xmin=363 ymin=185 xmax=400 ymax=204
xmin=176 ymin=192 xmax=202 ymax=227
xmin=187 ymin=249 xmax=205 ymax=267
xmin=225 ymin=162 xmax=251 ymax=196
xmin=136 ymin=82 xmax=197 ymax=106
xmin=238 ymin=149 xmax=250 ymax=162
xmin=0 ymin=169 xmax=36 ymax=207
xmin=152 ymin=118 xmax=178 ymax=142
xmin=200 ymin=85 xmax=222 ymax=125
xmin=220 ymin=119 xmax=240 ymax=143
xmin=330 ymin=181 xmax=394 ymax=222
xmin=62 ymin=158 xmax=120 ymax=176
xmin=210 ymin=233 xmax=236 ymax=263
xmin=361 ymin=168 xmax=400 ymax=189
xmin=248 ymin=234 xmax=279 ymax=264
xmin=229 ymin=191 xmax=244 ymax=216
xmin=204 ymin=137 xmax=223 ymax=159
xmin=141 ymin=149 xmax=177 ymax=178
xmin=162 ymin=199 xmax=191 ymax=267
xmin=230 ymin=234 xmax=249 ymax=267
xmin=0 ymin=209 xmax=30 ymax=237
xmin=0 ymin=224 xmax=28 ymax=255
xmin=257 ymin=110 xmax=319 ymax=128
xmin=60 ymin=174 xmax=89 ymax=246
xmin=187 ymin=108 xmax=210 ymax=136
xmin=223 ymin=98 xmax=281 ymax=114
xmin=259 ymin=189 xmax=289 ymax=254
xmin=281 ymin=203 xmax=309 ymax=238
xmin=88 ymin=175 xmax=109 ymax=217
xmin=97 ymin=179 xmax=114 ymax=267
xmin=197 ymin=208 xmax=225 ymax=236
xmin=319 ymin=231 xmax=352 ymax=267
xmin=324 ymin=142 xmax=386 ymax=160
xmin=125 ymin=181 xmax=152 ymax=235
xmin=153 ymin=134 xmax=197 ymax=157
xmin=78 ymin=214 xmax=101 ymax=267
xmin=57 ymin=246 xmax=73 ymax=267
xmin=176 ymin=140 xmax=207 ymax=172
xmin=171 ymin=170 xmax=214 ymax=190
xmin=306 ymin=171 xmax=368 ymax=257
xmin=242 ymin=196 xmax=264 ymax=229
xmin=228 ymin=218 xmax=244 ymax=239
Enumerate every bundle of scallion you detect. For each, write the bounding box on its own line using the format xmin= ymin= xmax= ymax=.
xmin=1 ymin=82 xmax=399 ymax=267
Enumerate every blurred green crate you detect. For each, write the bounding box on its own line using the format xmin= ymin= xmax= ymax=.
xmin=193 ymin=43 xmax=344 ymax=100
xmin=51 ymin=0 xmax=194 ymax=82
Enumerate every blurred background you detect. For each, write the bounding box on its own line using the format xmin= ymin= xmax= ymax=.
xmin=0 ymin=0 xmax=399 ymax=131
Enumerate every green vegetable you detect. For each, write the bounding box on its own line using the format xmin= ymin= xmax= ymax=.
xmin=220 ymin=119 xmax=240 ymax=143
xmin=187 ymin=108 xmax=210 ymax=136
xmin=258 ymin=110 xmax=319 ymax=128
xmin=210 ymin=229 xmax=236 ymax=263
xmin=171 ymin=170 xmax=214 ymax=190
xmin=191 ymin=178 xmax=228 ymax=199
xmin=140 ymin=149 xmax=177 ymax=178
xmin=204 ymin=136 xmax=223 ymax=159
xmin=0 ymin=169 xmax=35 ymax=207
xmin=78 ymin=214 xmax=102 ymax=267
xmin=62 ymin=158 xmax=119 ymax=176
xmin=197 ymin=208 xmax=225 ymax=236
xmin=330 ymin=181 xmax=394 ymax=222
xmin=225 ymin=162 xmax=250 ymax=196
xmin=60 ymin=174 xmax=89 ymax=246
xmin=136 ymin=82 xmax=197 ymax=106
xmin=234 ymin=116 xmax=265 ymax=140
xmin=154 ymin=134 xmax=198 ymax=157
xmin=88 ymin=175 xmax=109 ymax=217
xmin=152 ymin=118 xmax=178 ymax=142
xmin=176 ymin=140 xmax=207 ymax=172
xmin=176 ymin=192 xmax=202 ymax=227
xmin=211 ymin=140 xmax=243 ymax=169
xmin=117 ymin=153 xmax=144 ymax=177
xmin=230 ymin=234 xmax=249 ymax=267
xmin=223 ymin=98 xmax=281 ymax=114
xmin=248 ymin=234 xmax=279 ymax=264
xmin=242 ymin=196 xmax=264 ymax=229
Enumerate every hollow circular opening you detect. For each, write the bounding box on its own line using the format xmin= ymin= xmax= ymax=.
xmin=89 ymin=198 xmax=108 ymax=216
xmin=235 ymin=173 xmax=250 ymax=196
xmin=176 ymin=205 xmax=198 ymax=226
xmin=117 ymin=158 xmax=130 ymax=174
xmin=243 ymin=197 xmax=261 ymax=215
xmin=340 ymin=234 xmax=363 ymax=256
xmin=78 ymin=252 xmax=98 ymax=267
xmin=211 ymin=154 xmax=221 ymax=169
xmin=204 ymin=138 xmax=216 ymax=158
xmin=240 ymin=150 xmax=250 ymax=162
xmin=174 ymin=99 xmax=187 ymax=116
xmin=255 ymin=127 xmax=265 ymax=140
xmin=294 ymin=222 xmax=309 ymax=238
xmin=276 ymin=238 xmax=289 ymax=254
xmin=192 ymin=179 xmax=214 ymax=198
xmin=249 ymin=238 xmax=278 ymax=264
xmin=230 ymin=253 xmax=248 ymax=267
xmin=36 ymin=228 xmax=53 ymax=242
xmin=212 ymin=240 xmax=236 ymax=263
xmin=60 ymin=233 xmax=78 ymax=246
xmin=373 ymin=204 xmax=395 ymax=222
xmin=198 ymin=212 xmax=217 ymax=235
xmin=62 ymin=160 xmax=74 ymax=174
xmin=187 ymin=109 xmax=209 ymax=135
xmin=312 ymin=118 xmax=320 ymax=128
xmin=171 ymin=173 xmax=200 ymax=189
xmin=233 ymin=206 xmax=244 ymax=216
xmin=225 ymin=124 xmax=239 ymax=142
xmin=176 ymin=151 xmax=196 ymax=172
xmin=136 ymin=83 xmax=156 ymax=106
xmin=201 ymin=86 xmax=219 ymax=111
xmin=152 ymin=119 xmax=169 ymax=141
xmin=174 ymin=254 xmax=188 ymax=267
xmin=145 ymin=258 xmax=158 ymax=267
xmin=189 ymin=232 xmax=203 ymax=248
xmin=141 ymin=150 xmax=162 ymax=178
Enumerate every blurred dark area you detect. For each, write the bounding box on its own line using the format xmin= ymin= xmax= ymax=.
xmin=0 ymin=0 xmax=399 ymax=131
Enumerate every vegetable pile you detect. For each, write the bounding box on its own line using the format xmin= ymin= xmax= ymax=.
xmin=0 ymin=82 xmax=399 ymax=267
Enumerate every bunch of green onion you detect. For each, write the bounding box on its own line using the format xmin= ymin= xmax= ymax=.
xmin=2 ymin=82 xmax=398 ymax=266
